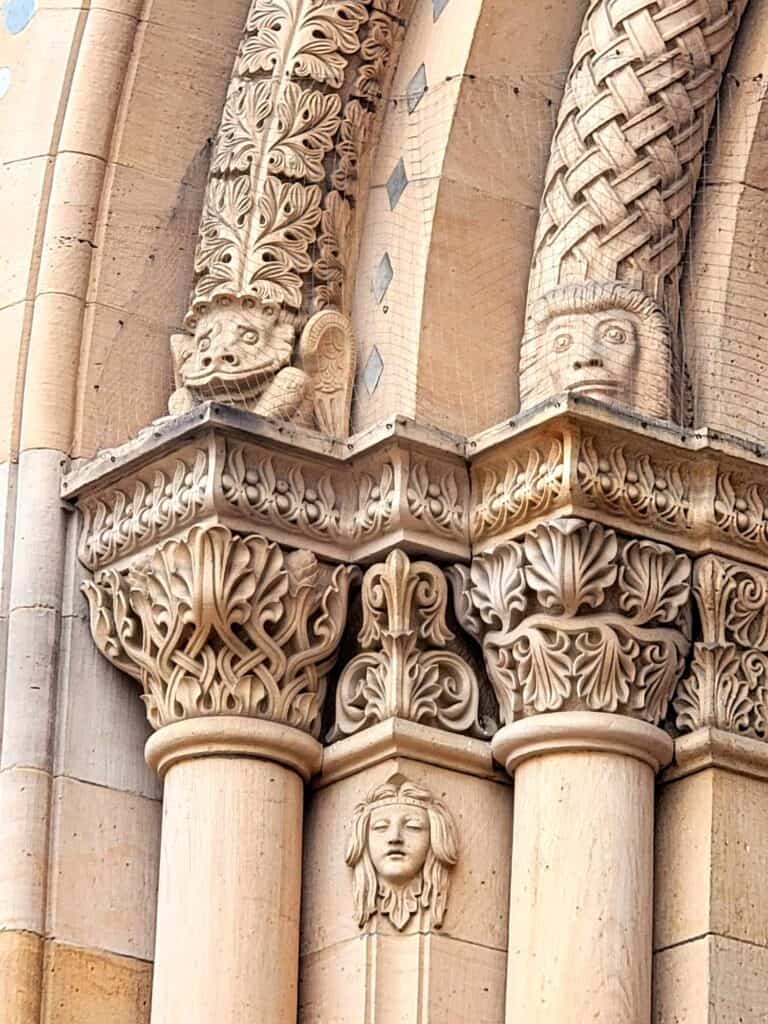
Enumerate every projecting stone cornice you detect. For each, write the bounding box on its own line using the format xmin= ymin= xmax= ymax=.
xmin=63 ymin=397 xmax=768 ymax=572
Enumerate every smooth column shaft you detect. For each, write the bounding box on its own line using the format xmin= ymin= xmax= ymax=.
xmin=506 ymin=750 xmax=654 ymax=1024
xmin=150 ymin=754 xmax=303 ymax=1024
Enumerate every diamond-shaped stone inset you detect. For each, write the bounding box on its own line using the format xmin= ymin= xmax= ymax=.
xmin=407 ymin=64 xmax=428 ymax=114
xmin=373 ymin=252 xmax=393 ymax=304
xmin=386 ymin=158 xmax=409 ymax=210
xmin=363 ymin=346 xmax=384 ymax=395
xmin=433 ymin=0 xmax=449 ymax=19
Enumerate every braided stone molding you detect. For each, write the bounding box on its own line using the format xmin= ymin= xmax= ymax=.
xmin=82 ymin=525 xmax=359 ymax=735
xmin=330 ymin=550 xmax=488 ymax=741
xmin=675 ymin=555 xmax=768 ymax=740
xmin=521 ymin=0 xmax=748 ymax=419
xmin=169 ymin=0 xmax=406 ymax=432
xmin=449 ymin=518 xmax=691 ymax=725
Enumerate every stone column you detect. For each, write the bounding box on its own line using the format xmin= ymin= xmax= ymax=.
xmin=451 ymin=518 xmax=691 ymax=1024
xmin=82 ymin=525 xmax=358 ymax=1024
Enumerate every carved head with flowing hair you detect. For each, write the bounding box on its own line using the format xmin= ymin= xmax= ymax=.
xmin=521 ymin=281 xmax=678 ymax=421
xmin=345 ymin=780 xmax=458 ymax=931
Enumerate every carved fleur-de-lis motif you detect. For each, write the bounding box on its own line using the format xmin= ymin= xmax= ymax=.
xmin=331 ymin=550 xmax=489 ymax=739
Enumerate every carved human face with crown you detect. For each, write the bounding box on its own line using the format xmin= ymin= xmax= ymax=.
xmin=172 ymin=297 xmax=295 ymax=401
xmin=346 ymin=780 xmax=458 ymax=932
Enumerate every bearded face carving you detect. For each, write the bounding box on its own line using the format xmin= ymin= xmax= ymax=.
xmin=169 ymin=300 xmax=356 ymax=437
xmin=521 ymin=282 xmax=677 ymax=421
xmin=345 ymin=780 xmax=458 ymax=932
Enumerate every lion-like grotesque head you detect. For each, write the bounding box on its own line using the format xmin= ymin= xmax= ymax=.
xmin=521 ymin=282 xmax=676 ymax=420
xmin=172 ymin=297 xmax=297 ymax=404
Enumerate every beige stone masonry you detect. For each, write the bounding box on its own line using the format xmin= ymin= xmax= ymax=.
xmin=301 ymin=720 xmax=511 ymax=1023
xmin=654 ymin=729 xmax=768 ymax=1022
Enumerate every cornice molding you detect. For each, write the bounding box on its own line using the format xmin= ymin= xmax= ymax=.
xmin=63 ymin=400 xmax=768 ymax=573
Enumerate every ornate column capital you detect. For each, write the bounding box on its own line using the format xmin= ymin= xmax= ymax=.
xmin=450 ymin=516 xmax=691 ymax=728
xmin=674 ymin=554 xmax=768 ymax=741
xmin=330 ymin=549 xmax=489 ymax=741
xmin=82 ymin=523 xmax=359 ymax=738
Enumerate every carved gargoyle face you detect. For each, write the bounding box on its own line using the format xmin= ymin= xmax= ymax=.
xmin=173 ymin=300 xmax=295 ymax=401
xmin=544 ymin=310 xmax=640 ymax=400
xmin=367 ymin=804 xmax=431 ymax=885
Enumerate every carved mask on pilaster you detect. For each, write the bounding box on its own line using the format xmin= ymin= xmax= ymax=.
xmin=346 ymin=778 xmax=459 ymax=932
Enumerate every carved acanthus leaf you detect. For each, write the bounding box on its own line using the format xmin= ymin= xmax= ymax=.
xmin=451 ymin=519 xmax=690 ymax=725
xmin=331 ymin=550 xmax=489 ymax=740
xmin=471 ymin=439 xmax=565 ymax=539
xmin=82 ymin=525 xmax=359 ymax=735
xmin=406 ymin=461 xmax=466 ymax=539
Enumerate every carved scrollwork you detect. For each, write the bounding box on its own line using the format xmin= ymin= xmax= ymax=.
xmin=79 ymin=451 xmax=209 ymax=570
xmin=406 ymin=460 xmax=466 ymax=539
xmin=331 ymin=550 xmax=488 ymax=739
xmin=221 ymin=445 xmax=344 ymax=540
xmin=82 ymin=525 xmax=359 ymax=735
xmin=714 ymin=473 xmax=768 ymax=552
xmin=674 ymin=555 xmax=768 ymax=741
xmin=449 ymin=518 xmax=691 ymax=725
xmin=471 ymin=439 xmax=565 ymax=540
xmin=577 ymin=437 xmax=692 ymax=532
xmin=351 ymin=462 xmax=395 ymax=539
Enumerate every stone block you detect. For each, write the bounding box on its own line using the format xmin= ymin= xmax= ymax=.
xmin=0 ymin=930 xmax=43 ymax=1024
xmin=55 ymin=583 xmax=159 ymax=798
xmin=299 ymin=933 xmax=506 ymax=1024
xmin=653 ymin=937 xmax=709 ymax=1024
xmin=58 ymin=9 xmax=141 ymax=161
xmin=0 ymin=8 xmax=81 ymax=164
xmin=8 ymin=448 xmax=67 ymax=611
xmin=18 ymin=292 xmax=84 ymax=454
xmin=302 ymin=756 xmax=513 ymax=956
xmin=654 ymin=770 xmax=714 ymax=951
xmin=0 ymin=767 xmax=51 ymax=933
xmin=1 ymin=608 xmax=60 ymax=771
xmin=47 ymin=776 xmax=160 ymax=960
xmin=41 ymin=941 xmax=152 ymax=1024
xmin=36 ymin=153 xmax=105 ymax=302
xmin=0 ymin=156 xmax=50 ymax=309
xmin=0 ymin=300 xmax=28 ymax=463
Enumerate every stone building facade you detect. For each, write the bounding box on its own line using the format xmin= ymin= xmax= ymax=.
xmin=2 ymin=0 xmax=768 ymax=1021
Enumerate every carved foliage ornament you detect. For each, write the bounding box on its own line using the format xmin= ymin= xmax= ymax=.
xmin=82 ymin=525 xmax=359 ymax=734
xmin=170 ymin=0 xmax=405 ymax=433
xmin=674 ymin=556 xmax=768 ymax=740
xmin=331 ymin=550 xmax=488 ymax=740
xmin=346 ymin=779 xmax=458 ymax=931
xmin=449 ymin=518 xmax=691 ymax=725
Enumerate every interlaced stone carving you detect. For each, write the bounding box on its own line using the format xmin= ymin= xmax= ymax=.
xmin=169 ymin=0 xmax=405 ymax=435
xmin=522 ymin=0 xmax=748 ymax=419
xmin=346 ymin=778 xmax=458 ymax=931
xmin=449 ymin=518 xmax=691 ymax=725
xmin=82 ymin=525 xmax=359 ymax=735
xmin=675 ymin=555 xmax=768 ymax=740
xmin=331 ymin=550 xmax=487 ymax=739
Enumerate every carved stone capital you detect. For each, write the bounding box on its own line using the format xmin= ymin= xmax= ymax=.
xmin=330 ymin=550 xmax=489 ymax=741
xmin=82 ymin=524 xmax=359 ymax=735
xmin=674 ymin=555 xmax=768 ymax=741
xmin=450 ymin=517 xmax=691 ymax=726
